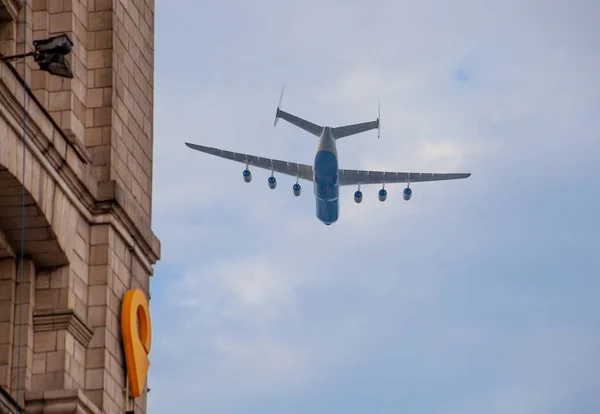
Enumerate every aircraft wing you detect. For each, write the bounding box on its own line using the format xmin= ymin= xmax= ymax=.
xmin=338 ymin=169 xmax=471 ymax=186
xmin=185 ymin=142 xmax=314 ymax=181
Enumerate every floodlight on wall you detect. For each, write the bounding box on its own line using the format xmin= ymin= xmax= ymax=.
xmin=33 ymin=33 xmax=74 ymax=55
xmin=34 ymin=52 xmax=73 ymax=78
xmin=0 ymin=33 xmax=74 ymax=78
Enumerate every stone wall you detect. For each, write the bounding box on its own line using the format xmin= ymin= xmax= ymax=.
xmin=0 ymin=0 xmax=159 ymax=413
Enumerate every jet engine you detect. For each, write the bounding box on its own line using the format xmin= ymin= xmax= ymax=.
xmin=293 ymin=183 xmax=301 ymax=196
xmin=268 ymin=176 xmax=277 ymax=189
xmin=403 ymin=187 xmax=412 ymax=201
xmin=242 ymin=169 xmax=252 ymax=183
xmin=378 ymin=188 xmax=387 ymax=202
xmin=354 ymin=190 xmax=363 ymax=203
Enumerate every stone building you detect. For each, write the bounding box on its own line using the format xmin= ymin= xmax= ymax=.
xmin=0 ymin=0 xmax=160 ymax=413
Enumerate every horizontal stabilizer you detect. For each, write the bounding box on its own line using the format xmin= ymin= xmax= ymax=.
xmin=332 ymin=99 xmax=381 ymax=139
xmin=273 ymin=86 xmax=323 ymax=136
xmin=275 ymin=108 xmax=323 ymax=136
xmin=332 ymin=119 xmax=379 ymax=139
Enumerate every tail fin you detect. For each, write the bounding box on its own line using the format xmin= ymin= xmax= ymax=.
xmin=273 ymin=86 xmax=323 ymax=137
xmin=273 ymin=86 xmax=285 ymax=127
xmin=332 ymin=99 xmax=380 ymax=139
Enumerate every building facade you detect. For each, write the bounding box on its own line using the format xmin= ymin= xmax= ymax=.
xmin=0 ymin=0 xmax=160 ymax=413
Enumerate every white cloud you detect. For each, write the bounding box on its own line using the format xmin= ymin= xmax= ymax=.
xmin=148 ymin=1 xmax=600 ymax=413
xmin=174 ymin=256 xmax=304 ymax=324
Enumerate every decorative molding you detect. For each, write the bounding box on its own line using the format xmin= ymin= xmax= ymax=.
xmin=93 ymin=186 xmax=161 ymax=274
xmin=33 ymin=309 xmax=94 ymax=348
xmin=0 ymin=0 xmax=23 ymax=21
xmin=25 ymin=389 xmax=101 ymax=414
xmin=0 ymin=54 xmax=91 ymax=165
xmin=0 ymin=230 xmax=15 ymax=260
xmin=0 ymin=64 xmax=160 ymax=272
xmin=0 ymin=385 xmax=20 ymax=414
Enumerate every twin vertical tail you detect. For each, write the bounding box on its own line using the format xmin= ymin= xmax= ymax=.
xmin=273 ymin=86 xmax=285 ymax=127
xmin=273 ymin=85 xmax=381 ymax=140
xmin=378 ymin=99 xmax=381 ymax=139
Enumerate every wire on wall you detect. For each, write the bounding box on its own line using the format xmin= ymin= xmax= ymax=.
xmin=14 ymin=0 xmax=28 ymax=412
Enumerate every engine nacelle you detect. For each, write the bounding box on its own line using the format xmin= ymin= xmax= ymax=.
xmin=293 ymin=183 xmax=301 ymax=196
xmin=403 ymin=187 xmax=412 ymax=201
xmin=243 ymin=169 xmax=252 ymax=183
xmin=354 ymin=190 xmax=363 ymax=203
xmin=378 ymin=188 xmax=387 ymax=202
xmin=268 ymin=176 xmax=277 ymax=189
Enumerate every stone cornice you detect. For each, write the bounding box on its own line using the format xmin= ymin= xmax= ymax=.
xmin=25 ymin=389 xmax=101 ymax=414
xmin=0 ymin=385 xmax=21 ymax=414
xmin=32 ymin=309 xmax=94 ymax=348
xmin=0 ymin=64 xmax=97 ymax=207
xmin=0 ymin=231 xmax=15 ymax=260
xmin=92 ymin=181 xmax=161 ymax=271
xmin=0 ymin=58 xmax=91 ymax=165
xmin=0 ymin=0 xmax=23 ymax=21
xmin=0 ymin=63 xmax=161 ymax=272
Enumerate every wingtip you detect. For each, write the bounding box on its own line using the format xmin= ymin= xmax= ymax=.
xmin=185 ymin=142 xmax=199 ymax=150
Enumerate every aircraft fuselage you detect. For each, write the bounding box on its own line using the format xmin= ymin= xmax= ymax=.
xmin=313 ymin=127 xmax=340 ymax=225
xmin=184 ymin=89 xmax=472 ymax=226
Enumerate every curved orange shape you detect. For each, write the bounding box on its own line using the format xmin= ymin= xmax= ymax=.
xmin=121 ymin=288 xmax=152 ymax=398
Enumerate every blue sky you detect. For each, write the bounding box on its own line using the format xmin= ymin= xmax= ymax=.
xmin=146 ymin=1 xmax=599 ymax=413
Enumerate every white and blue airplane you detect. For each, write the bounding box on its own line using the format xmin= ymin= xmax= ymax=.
xmin=185 ymin=89 xmax=471 ymax=225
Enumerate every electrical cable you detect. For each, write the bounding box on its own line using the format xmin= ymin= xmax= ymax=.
xmin=14 ymin=1 xmax=27 ymax=412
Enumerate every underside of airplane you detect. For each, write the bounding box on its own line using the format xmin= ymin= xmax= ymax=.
xmin=185 ymin=87 xmax=471 ymax=225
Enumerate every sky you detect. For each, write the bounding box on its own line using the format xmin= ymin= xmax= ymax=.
xmin=146 ymin=1 xmax=600 ymax=413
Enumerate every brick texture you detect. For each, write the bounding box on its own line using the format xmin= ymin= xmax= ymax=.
xmin=0 ymin=0 xmax=159 ymax=413
xmin=0 ymin=259 xmax=16 ymax=392
xmin=86 ymin=0 xmax=155 ymax=223
xmin=111 ymin=0 xmax=155 ymax=219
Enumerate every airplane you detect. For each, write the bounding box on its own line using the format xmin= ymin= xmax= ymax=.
xmin=185 ymin=88 xmax=471 ymax=225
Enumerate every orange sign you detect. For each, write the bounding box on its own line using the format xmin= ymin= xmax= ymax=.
xmin=121 ymin=288 xmax=152 ymax=398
